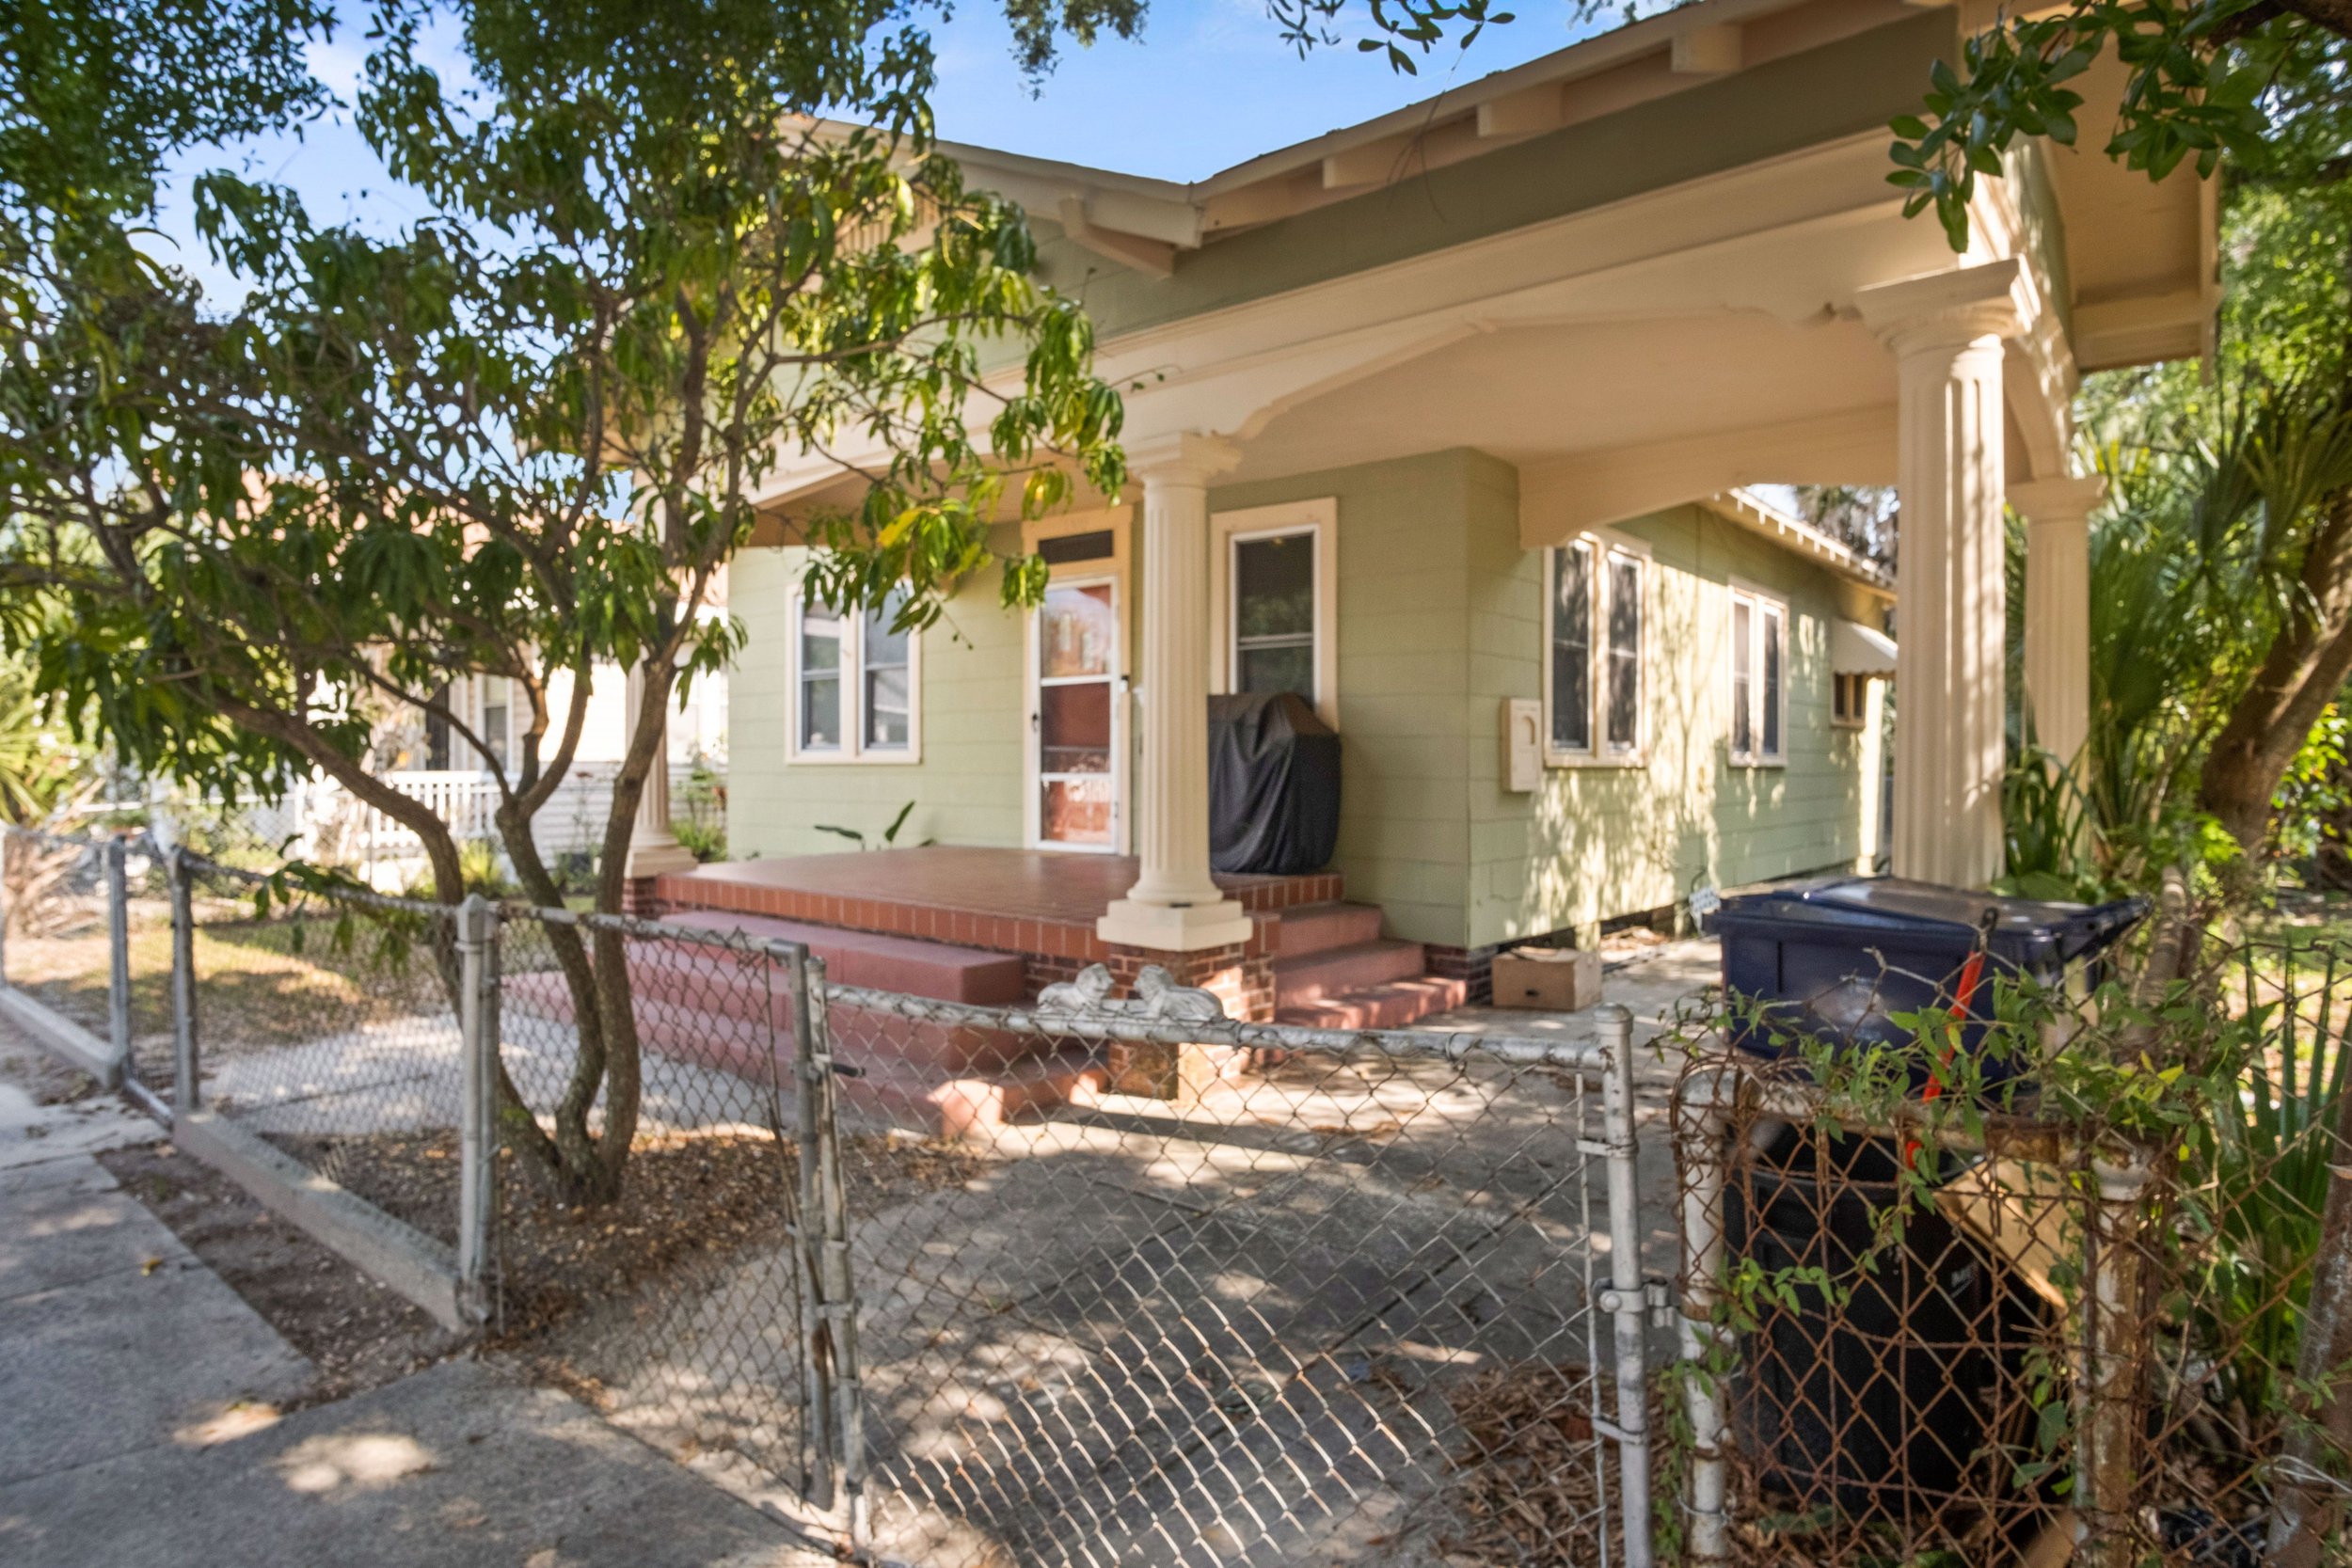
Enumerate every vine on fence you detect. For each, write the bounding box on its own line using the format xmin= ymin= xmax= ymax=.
xmin=1667 ymin=923 xmax=2348 ymax=1565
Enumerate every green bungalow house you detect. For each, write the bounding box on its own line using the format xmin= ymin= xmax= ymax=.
xmin=634 ymin=0 xmax=2211 ymax=1044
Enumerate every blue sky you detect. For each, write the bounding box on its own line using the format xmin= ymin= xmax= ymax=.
xmin=929 ymin=0 xmax=1619 ymax=180
xmin=150 ymin=1 xmax=1622 ymax=297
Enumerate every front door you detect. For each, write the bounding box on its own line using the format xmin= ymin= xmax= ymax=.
xmin=1029 ymin=576 xmax=1124 ymax=850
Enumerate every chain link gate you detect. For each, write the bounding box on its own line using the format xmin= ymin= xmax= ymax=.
xmin=783 ymin=959 xmax=1658 ymax=1568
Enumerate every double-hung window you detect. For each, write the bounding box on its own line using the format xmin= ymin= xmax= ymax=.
xmin=1545 ymin=539 xmax=1645 ymax=763
xmin=793 ymin=586 xmax=918 ymax=761
xmin=1232 ymin=531 xmax=1317 ymax=703
xmin=1210 ymin=499 xmax=1338 ymax=727
xmin=1728 ymin=588 xmax=1787 ymax=765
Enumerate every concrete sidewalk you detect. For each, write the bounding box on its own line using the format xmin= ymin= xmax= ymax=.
xmin=0 ymin=1067 xmax=829 ymax=1568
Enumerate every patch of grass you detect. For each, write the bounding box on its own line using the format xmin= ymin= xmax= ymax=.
xmin=9 ymin=907 xmax=450 ymax=1057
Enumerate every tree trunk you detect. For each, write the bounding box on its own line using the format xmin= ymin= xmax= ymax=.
xmin=2200 ymin=492 xmax=2352 ymax=853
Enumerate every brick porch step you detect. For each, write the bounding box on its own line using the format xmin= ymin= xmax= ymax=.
xmin=502 ymin=971 xmax=1104 ymax=1139
xmin=658 ymin=911 xmax=1025 ymax=1005
xmin=1271 ymin=902 xmax=1385 ymax=959
xmin=1273 ymin=938 xmax=1428 ymax=1009
xmin=1273 ymin=974 xmax=1470 ymax=1032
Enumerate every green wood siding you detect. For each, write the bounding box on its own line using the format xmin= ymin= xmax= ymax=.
xmin=729 ymin=535 xmax=1031 ymax=856
xmin=1215 ymin=451 xmax=1495 ymax=945
xmin=1474 ymin=501 xmax=1870 ymax=948
xmin=1216 ymin=453 xmax=1870 ymax=949
xmin=730 ymin=455 xmax=1874 ymax=946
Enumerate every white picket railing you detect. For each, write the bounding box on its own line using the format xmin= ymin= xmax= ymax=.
xmin=219 ymin=764 xmax=719 ymax=881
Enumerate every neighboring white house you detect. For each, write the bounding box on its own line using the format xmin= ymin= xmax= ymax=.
xmin=234 ymin=582 xmax=731 ymax=881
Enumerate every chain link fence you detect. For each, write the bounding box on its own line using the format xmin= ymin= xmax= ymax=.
xmin=1671 ymin=930 xmax=2352 ymax=1568
xmin=814 ymin=976 xmax=1656 ymax=1568
xmin=0 ymin=824 xmax=174 ymax=1104
xmin=184 ymin=862 xmax=475 ymax=1212
xmin=490 ymin=906 xmax=821 ymax=1509
xmin=0 ymin=830 xmax=1662 ymax=1563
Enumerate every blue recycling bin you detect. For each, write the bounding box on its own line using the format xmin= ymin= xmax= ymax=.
xmin=1713 ymin=878 xmax=2147 ymax=1090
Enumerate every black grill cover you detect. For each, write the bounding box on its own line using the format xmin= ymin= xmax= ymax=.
xmin=1208 ymin=691 xmax=1340 ymax=875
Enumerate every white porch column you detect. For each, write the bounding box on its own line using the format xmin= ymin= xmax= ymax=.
xmin=1098 ymin=433 xmax=1255 ymax=953
xmin=2010 ymin=473 xmax=2105 ymax=770
xmin=622 ymin=661 xmax=698 ymax=883
xmin=1858 ymin=264 xmax=2024 ymax=890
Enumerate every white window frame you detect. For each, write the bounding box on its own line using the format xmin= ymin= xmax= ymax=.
xmin=1209 ymin=498 xmax=1338 ymax=729
xmin=787 ymin=585 xmax=923 ymax=764
xmin=1831 ymin=673 xmax=1868 ymax=731
xmin=1728 ymin=583 xmax=1788 ymax=767
xmin=477 ymin=674 xmax=513 ymax=772
xmin=1541 ymin=533 xmax=1647 ymax=768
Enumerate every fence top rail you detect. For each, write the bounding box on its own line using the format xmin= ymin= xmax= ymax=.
xmin=157 ymin=847 xmax=815 ymax=960
xmin=501 ymin=899 xmax=808 ymax=960
xmin=5 ymin=821 xmax=148 ymax=854
xmin=818 ymin=974 xmax=1614 ymax=1077
xmin=171 ymin=848 xmax=465 ymax=923
xmin=1677 ymin=1050 xmax=2160 ymax=1171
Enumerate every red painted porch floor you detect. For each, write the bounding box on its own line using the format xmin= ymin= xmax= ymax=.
xmin=654 ymin=846 xmax=1343 ymax=968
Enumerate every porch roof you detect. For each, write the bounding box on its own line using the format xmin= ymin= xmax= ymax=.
xmin=761 ymin=0 xmax=2213 ymax=531
xmin=1702 ymin=489 xmax=1894 ymax=594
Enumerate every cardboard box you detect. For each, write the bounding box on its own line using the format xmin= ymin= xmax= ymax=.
xmin=1491 ymin=947 xmax=1601 ymax=1010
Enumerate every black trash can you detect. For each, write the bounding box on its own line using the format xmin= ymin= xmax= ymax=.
xmin=1727 ymin=1125 xmax=2034 ymax=1517
xmin=1714 ymin=878 xmax=2146 ymax=1091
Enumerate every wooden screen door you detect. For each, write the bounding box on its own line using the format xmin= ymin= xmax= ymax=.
xmin=1029 ymin=575 xmax=1125 ymax=850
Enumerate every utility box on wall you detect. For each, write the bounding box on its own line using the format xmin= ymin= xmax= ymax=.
xmin=1502 ymin=698 xmax=1542 ymax=793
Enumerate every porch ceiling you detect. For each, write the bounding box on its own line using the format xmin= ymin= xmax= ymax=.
xmin=1219 ymin=310 xmax=1898 ymax=486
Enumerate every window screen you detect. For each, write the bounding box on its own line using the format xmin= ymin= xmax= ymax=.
xmin=1550 ymin=543 xmax=1593 ymax=752
xmin=1761 ymin=605 xmax=1783 ymax=757
xmin=425 ymin=682 xmax=453 ymax=770
xmin=1233 ymin=532 xmax=1315 ymax=702
xmin=1731 ymin=598 xmax=1754 ymax=756
xmin=863 ymin=590 xmax=911 ymax=751
xmin=482 ymin=677 xmax=510 ymax=769
xmin=1605 ymin=553 xmax=1641 ymax=752
xmin=800 ymin=602 xmax=843 ymax=751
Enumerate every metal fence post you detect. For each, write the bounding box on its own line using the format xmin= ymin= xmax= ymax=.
xmin=454 ymin=894 xmax=499 ymax=1325
xmin=103 ymin=836 xmax=132 ymax=1070
xmin=783 ymin=944 xmax=837 ymax=1516
xmin=167 ymin=847 xmax=199 ymax=1113
xmin=1594 ymin=1004 xmax=1656 ymax=1568
xmin=2077 ymin=1155 xmax=2152 ymax=1567
xmin=799 ymin=955 xmax=868 ymax=1548
xmin=1674 ymin=1061 xmax=1738 ymax=1567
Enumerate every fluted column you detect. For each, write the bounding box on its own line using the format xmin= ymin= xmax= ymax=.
xmin=1859 ymin=264 xmax=2023 ymax=890
xmin=1097 ymin=432 xmax=1254 ymax=953
xmin=622 ymin=660 xmax=698 ymax=883
xmin=2010 ymin=473 xmax=2104 ymax=770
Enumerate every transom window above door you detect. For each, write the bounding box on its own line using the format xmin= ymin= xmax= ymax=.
xmin=790 ymin=585 xmax=918 ymax=762
xmin=1210 ymin=498 xmax=1339 ymax=727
